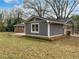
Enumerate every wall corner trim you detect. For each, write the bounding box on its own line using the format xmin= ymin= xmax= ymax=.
xmin=48 ymin=23 xmax=50 ymax=37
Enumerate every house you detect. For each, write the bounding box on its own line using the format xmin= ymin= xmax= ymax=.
xmin=24 ymin=16 xmax=74 ymax=38
xmin=14 ymin=23 xmax=24 ymax=33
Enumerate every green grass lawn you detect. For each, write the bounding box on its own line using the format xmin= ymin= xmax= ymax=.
xmin=0 ymin=32 xmax=79 ymax=59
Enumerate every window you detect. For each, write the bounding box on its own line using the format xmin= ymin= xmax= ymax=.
xmin=31 ymin=23 xmax=39 ymax=33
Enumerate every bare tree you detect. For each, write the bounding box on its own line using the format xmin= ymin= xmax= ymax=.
xmin=24 ymin=0 xmax=49 ymax=17
xmin=45 ymin=0 xmax=79 ymax=19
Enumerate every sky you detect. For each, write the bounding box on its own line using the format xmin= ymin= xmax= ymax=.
xmin=0 ymin=0 xmax=79 ymax=15
xmin=0 ymin=0 xmax=23 ymax=9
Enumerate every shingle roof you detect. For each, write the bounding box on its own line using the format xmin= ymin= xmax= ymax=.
xmin=41 ymin=17 xmax=72 ymax=23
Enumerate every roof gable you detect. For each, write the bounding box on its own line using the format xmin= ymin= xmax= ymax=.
xmin=26 ymin=16 xmax=47 ymax=23
xmin=65 ymin=19 xmax=74 ymax=24
xmin=26 ymin=16 xmax=74 ymax=25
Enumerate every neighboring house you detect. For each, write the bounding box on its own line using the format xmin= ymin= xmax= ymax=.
xmin=14 ymin=23 xmax=24 ymax=33
xmin=14 ymin=16 xmax=74 ymax=38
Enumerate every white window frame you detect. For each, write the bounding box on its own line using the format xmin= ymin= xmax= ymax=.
xmin=31 ymin=23 xmax=39 ymax=33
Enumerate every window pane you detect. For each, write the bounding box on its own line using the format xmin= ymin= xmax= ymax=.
xmin=36 ymin=28 xmax=38 ymax=31
xmin=32 ymin=28 xmax=35 ymax=31
xmin=31 ymin=24 xmax=39 ymax=33
xmin=32 ymin=25 xmax=35 ymax=31
xmin=36 ymin=24 xmax=38 ymax=28
xmin=36 ymin=24 xmax=38 ymax=31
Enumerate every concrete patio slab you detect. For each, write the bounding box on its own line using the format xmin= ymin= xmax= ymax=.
xmin=13 ymin=33 xmax=26 ymax=36
xmin=71 ymin=34 xmax=79 ymax=37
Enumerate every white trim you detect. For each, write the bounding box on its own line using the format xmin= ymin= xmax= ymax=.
xmin=48 ymin=23 xmax=50 ymax=37
xmin=31 ymin=23 xmax=39 ymax=33
xmin=64 ymin=28 xmax=66 ymax=35
xmin=26 ymin=34 xmax=48 ymax=38
xmin=46 ymin=20 xmax=50 ymax=23
xmin=65 ymin=19 xmax=74 ymax=24
xmin=30 ymin=21 xmax=41 ymax=22
xmin=26 ymin=34 xmax=63 ymax=38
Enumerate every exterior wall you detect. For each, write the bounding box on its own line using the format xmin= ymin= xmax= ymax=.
xmin=50 ymin=23 xmax=64 ymax=36
xmin=64 ymin=21 xmax=74 ymax=35
xmin=26 ymin=22 xmax=48 ymax=36
xmin=64 ymin=25 xmax=74 ymax=35
xmin=14 ymin=26 xmax=24 ymax=33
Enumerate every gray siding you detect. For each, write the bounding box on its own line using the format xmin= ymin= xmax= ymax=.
xmin=25 ymin=18 xmax=65 ymax=37
xmin=26 ymin=22 xmax=48 ymax=36
xmin=50 ymin=23 xmax=64 ymax=36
